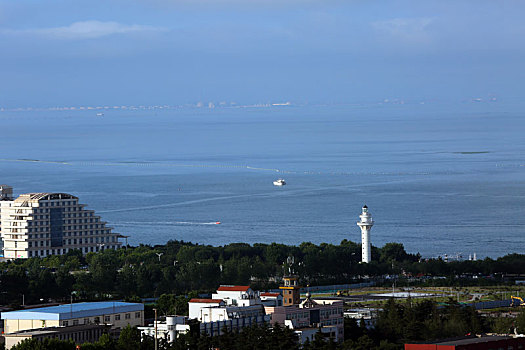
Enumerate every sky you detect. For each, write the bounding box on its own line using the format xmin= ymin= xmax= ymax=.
xmin=0 ymin=0 xmax=524 ymax=108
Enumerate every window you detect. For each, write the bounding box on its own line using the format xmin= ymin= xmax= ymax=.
xmin=135 ymin=312 xmax=141 ymax=318
xmin=84 ymin=318 xmax=90 ymax=324
xmin=62 ymin=321 xmax=69 ymax=326
xmin=104 ymin=316 xmax=111 ymax=322
xmin=125 ymin=313 xmax=131 ymax=320
xmin=94 ymin=317 xmax=100 ymax=324
xmin=115 ymin=314 xmax=120 ymax=321
xmin=73 ymin=320 xmax=79 ymax=326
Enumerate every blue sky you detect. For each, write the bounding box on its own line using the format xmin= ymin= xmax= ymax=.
xmin=0 ymin=0 xmax=523 ymax=107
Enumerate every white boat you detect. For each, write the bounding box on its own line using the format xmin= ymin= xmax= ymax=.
xmin=273 ymin=179 xmax=286 ymax=186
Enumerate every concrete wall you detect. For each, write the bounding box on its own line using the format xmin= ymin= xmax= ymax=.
xmin=5 ymin=319 xmax=60 ymax=334
xmin=4 ymin=335 xmax=32 ymax=350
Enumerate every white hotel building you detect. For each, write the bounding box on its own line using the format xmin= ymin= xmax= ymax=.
xmin=0 ymin=185 xmax=121 ymax=259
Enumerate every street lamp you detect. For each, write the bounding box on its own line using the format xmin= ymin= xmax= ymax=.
xmin=153 ymin=308 xmax=158 ymax=350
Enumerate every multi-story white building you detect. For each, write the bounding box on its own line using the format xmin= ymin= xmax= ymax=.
xmin=1 ymin=189 xmax=121 ymax=259
xmin=265 ymin=295 xmax=345 ymax=343
xmin=142 ymin=286 xmax=270 ymax=343
xmin=188 ymin=298 xmax=266 ymax=323
xmin=211 ymin=285 xmax=259 ymax=306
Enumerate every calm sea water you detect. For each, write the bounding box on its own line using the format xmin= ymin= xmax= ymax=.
xmin=1 ymin=103 xmax=524 ymax=258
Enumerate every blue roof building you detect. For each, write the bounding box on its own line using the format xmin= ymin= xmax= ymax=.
xmin=2 ymin=302 xmax=144 ymax=334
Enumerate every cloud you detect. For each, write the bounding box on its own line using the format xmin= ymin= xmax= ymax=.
xmin=2 ymin=20 xmax=166 ymax=40
xmin=372 ymin=17 xmax=434 ymax=44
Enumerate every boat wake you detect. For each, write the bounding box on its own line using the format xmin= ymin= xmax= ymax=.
xmin=111 ymin=221 xmax=220 ymax=226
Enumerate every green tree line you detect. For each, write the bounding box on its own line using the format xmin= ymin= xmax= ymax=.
xmin=0 ymin=239 xmax=523 ymax=306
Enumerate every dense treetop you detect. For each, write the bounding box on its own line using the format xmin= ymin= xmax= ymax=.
xmin=0 ymin=239 xmax=523 ymax=306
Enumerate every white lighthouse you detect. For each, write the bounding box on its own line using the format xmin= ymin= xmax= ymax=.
xmin=357 ymin=205 xmax=374 ymax=263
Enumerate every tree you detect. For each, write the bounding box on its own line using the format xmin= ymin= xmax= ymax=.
xmin=352 ymin=335 xmax=376 ymax=350
xmin=117 ymin=325 xmax=142 ymax=350
xmin=516 ymin=308 xmax=525 ymax=333
xmin=344 ymin=317 xmax=364 ymax=341
xmin=94 ymin=333 xmax=117 ymax=350
xmin=11 ymin=338 xmax=75 ymax=350
xmin=380 ymin=243 xmax=410 ymax=264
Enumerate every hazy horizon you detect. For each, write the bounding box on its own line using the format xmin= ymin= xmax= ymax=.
xmin=1 ymin=1 xmax=524 ymax=108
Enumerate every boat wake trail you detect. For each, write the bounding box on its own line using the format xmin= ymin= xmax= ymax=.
xmin=0 ymin=158 xmax=434 ymax=176
xmin=98 ymin=193 xmax=257 ymax=213
xmin=112 ymin=221 xmax=220 ymax=226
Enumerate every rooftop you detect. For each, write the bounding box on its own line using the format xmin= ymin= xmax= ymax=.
xmin=15 ymin=193 xmax=78 ymax=202
xmin=189 ymin=299 xmax=224 ymax=304
xmin=1 ymin=302 xmax=143 ymax=321
xmin=217 ymin=285 xmax=251 ymax=292
xmin=433 ymin=336 xmax=512 ymax=346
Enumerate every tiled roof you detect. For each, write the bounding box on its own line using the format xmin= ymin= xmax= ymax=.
xmin=217 ymin=285 xmax=251 ymax=292
xmin=189 ymin=299 xmax=223 ymax=304
xmin=260 ymin=293 xmax=280 ymax=297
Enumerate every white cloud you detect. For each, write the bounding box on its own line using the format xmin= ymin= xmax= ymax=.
xmin=372 ymin=17 xmax=434 ymax=44
xmin=2 ymin=20 xmax=165 ymax=39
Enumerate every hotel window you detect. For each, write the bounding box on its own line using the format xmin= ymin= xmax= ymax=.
xmin=62 ymin=321 xmax=69 ymax=326
xmin=104 ymin=316 xmax=111 ymax=322
xmin=115 ymin=314 xmax=120 ymax=321
xmin=135 ymin=312 xmax=141 ymax=318
xmin=125 ymin=313 xmax=131 ymax=320
xmin=84 ymin=318 xmax=90 ymax=324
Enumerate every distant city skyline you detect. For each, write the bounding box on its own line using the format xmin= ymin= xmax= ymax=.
xmin=0 ymin=94 xmax=503 ymax=112
xmin=0 ymin=0 xmax=523 ymax=108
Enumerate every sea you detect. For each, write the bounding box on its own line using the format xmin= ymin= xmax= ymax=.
xmin=1 ymin=102 xmax=524 ymax=259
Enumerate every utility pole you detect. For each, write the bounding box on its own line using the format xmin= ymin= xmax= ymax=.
xmin=154 ymin=308 xmax=158 ymax=350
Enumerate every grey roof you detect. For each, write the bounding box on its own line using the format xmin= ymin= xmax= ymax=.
xmin=16 ymin=193 xmax=78 ymax=202
xmin=434 ymin=336 xmax=512 ymax=346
